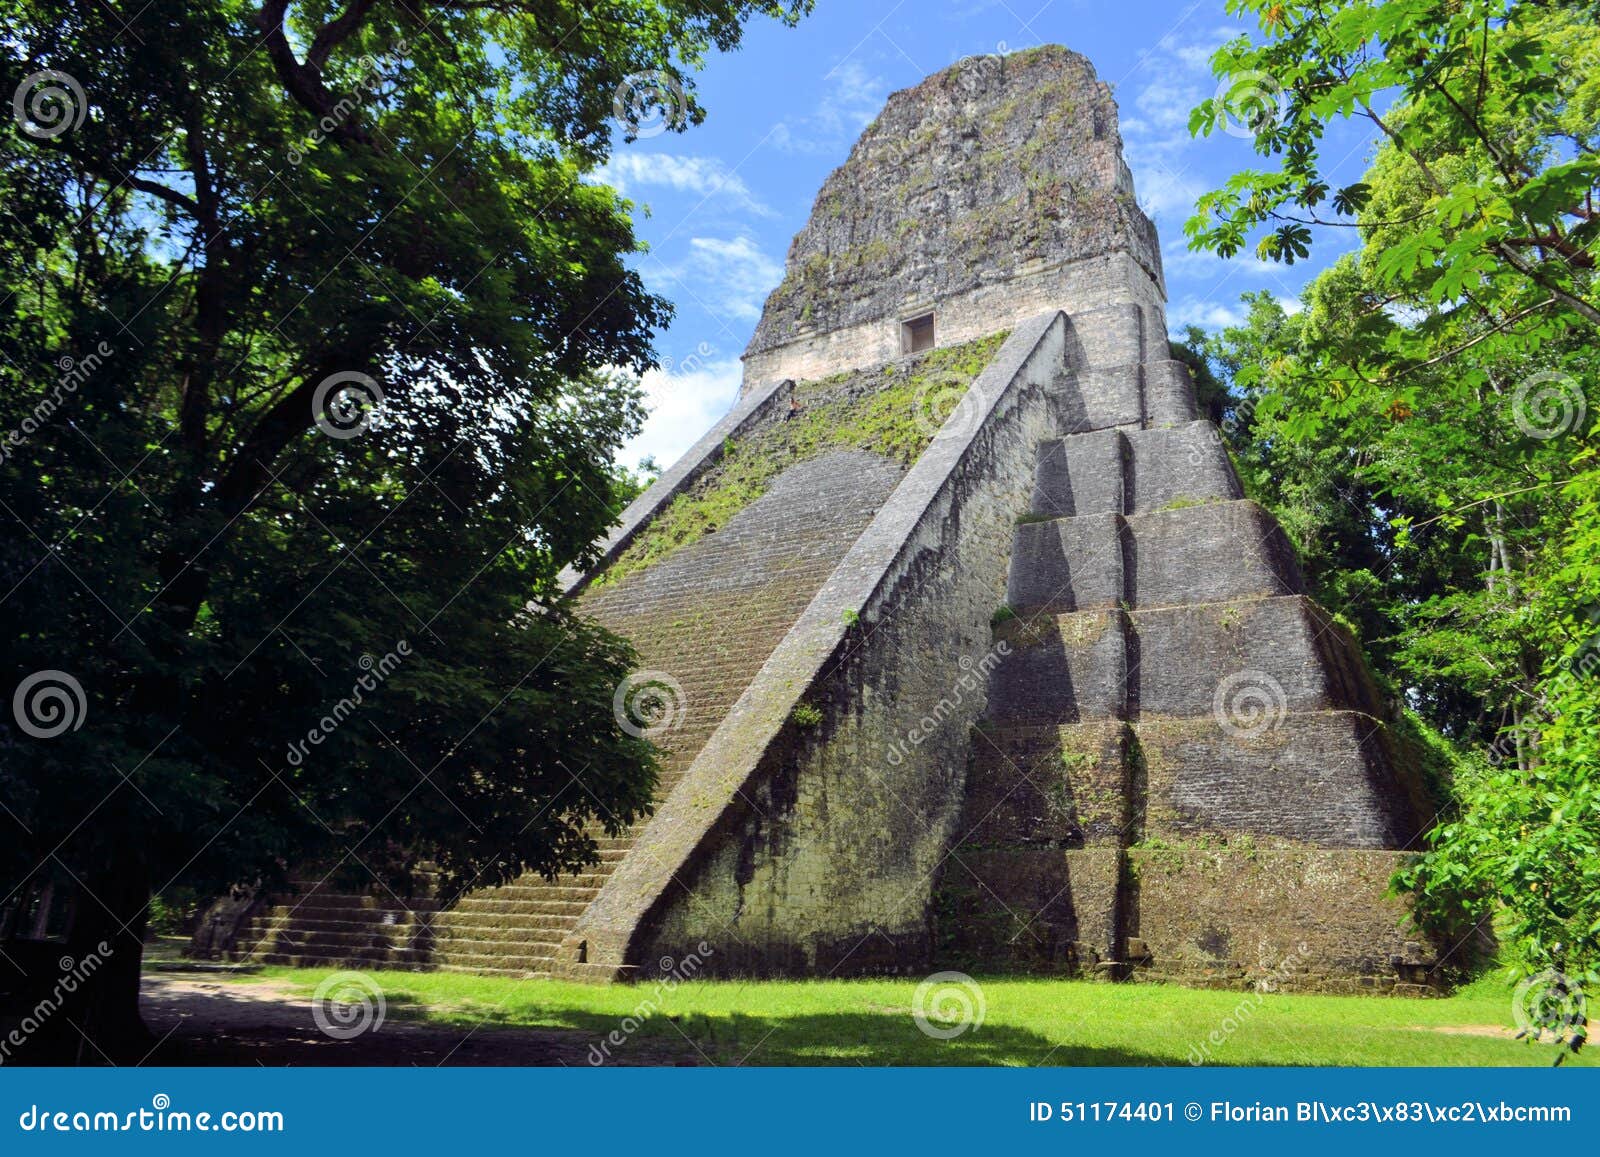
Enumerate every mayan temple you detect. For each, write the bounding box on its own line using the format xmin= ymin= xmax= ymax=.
xmin=200 ymin=45 xmax=1441 ymax=993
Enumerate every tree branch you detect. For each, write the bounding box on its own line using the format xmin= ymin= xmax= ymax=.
xmin=307 ymin=0 xmax=380 ymax=69
xmin=256 ymin=0 xmax=376 ymax=149
xmin=124 ymin=174 xmax=199 ymax=215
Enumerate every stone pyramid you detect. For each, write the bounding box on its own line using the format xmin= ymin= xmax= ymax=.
xmin=205 ymin=45 xmax=1439 ymax=993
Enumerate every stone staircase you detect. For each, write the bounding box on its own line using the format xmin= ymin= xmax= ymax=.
xmin=937 ymin=306 xmax=1430 ymax=987
xmin=222 ymin=445 xmax=907 ymax=976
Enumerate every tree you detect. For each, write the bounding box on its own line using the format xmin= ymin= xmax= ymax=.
xmin=0 ymin=0 xmax=809 ymax=1060
xmin=1186 ymin=0 xmax=1598 ymax=1055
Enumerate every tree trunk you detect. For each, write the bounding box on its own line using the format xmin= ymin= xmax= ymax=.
xmin=4 ymin=866 xmax=151 ymax=1065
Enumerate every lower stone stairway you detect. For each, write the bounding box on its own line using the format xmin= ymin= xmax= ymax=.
xmin=218 ymin=445 xmax=907 ymax=976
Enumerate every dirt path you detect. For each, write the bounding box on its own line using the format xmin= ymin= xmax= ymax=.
xmin=139 ymin=971 xmax=699 ymax=1066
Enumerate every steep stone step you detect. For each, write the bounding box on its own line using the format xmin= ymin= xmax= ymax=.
xmin=1007 ymin=500 xmax=1302 ymax=615
xmin=1135 ymin=709 xmax=1424 ymax=848
xmin=960 ymin=720 xmax=1132 ymax=847
xmin=1031 ymin=419 xmax=1241 ymax=520
xmin=241 ymin=910 xmax=582 ymax=938
xmin=987 ymin=596 xmax=1381 ymax=727
xmin=988 ymin=609 xmax=1128 ymax=723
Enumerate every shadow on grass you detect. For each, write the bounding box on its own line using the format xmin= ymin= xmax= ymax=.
xmin=385 ymin=1002 xmax=1164 ymax=1067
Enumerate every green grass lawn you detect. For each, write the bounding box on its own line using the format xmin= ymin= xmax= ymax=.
xmin=230 ymin=966 xmax=1589 ymax=1067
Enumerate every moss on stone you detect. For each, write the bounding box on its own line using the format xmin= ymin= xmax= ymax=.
xmin=596 ymin=333 xmax=1009 ymax=586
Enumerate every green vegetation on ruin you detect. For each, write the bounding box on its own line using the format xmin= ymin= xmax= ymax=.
xmin=595 ymin=333 xmax=1008 ymax=586
xmin=236 ymin=965 xmax=1593 ymax=1067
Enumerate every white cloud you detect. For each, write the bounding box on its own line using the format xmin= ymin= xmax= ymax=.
xmin=649 ymin=235 xmax=783 ymax=324
xmin=593 ymin=153 xmax=774 ymax=218
xmin=1167 ymin=296 xmax=1248 ymax=331
xmin=1167 ymin=293 xmax=1305 ymax=333
xmin=771 ymin=59 xmax=890 ymax=154
xmin=1118 ymin=25 xmax=1251 ymax=229
xmin=624 ymin=356 xmax=744 ymax=470
xmin=1162 ymin=243 xmax=1282 ymax=279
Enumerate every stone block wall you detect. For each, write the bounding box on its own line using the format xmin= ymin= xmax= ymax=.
xmin=203 ymin=46 xmax=1444 ymax=995
xmin=555 ymin=313 xmax=1069 ymax=978
xmin=932 ymin=298 xmax=1438 ymax=990
xmin=741 ymin=45 xmax=1166 ymax=391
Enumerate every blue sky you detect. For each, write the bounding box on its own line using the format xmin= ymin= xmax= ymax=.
xmin=603 ymin=0 xmax=1378 ymax=469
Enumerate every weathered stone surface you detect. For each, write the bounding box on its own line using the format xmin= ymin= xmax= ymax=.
xmin=1126 ymin=500 xmax=1304 ymax=608
xmin=1031 ymin=429 xmax=1123 ymax=518
xmin=1131 ymin=596 xmax=1382 ymax=719
xmin=743 ymin=46 xmax=1163 ymax=388
xmin=987 ymin=611 xmax=1128 ymax=723
xmin=1007 ymin=512 xmax=1127 ymax=613
xmin=1122 ymin=422 xmax=1241 ymax=512
xmin=1137 ymin=711 xmax=1421 ymax=848
xmin=1142 ymin=360 xmax=1200 ymax=428
xmin=1030 ymin=421 xmax=1241 ymax=519
xmin=1125 ymin=847 xmax=1433 ymax=993
xmin=211 ymin=46 xmax=1440 ymax=995
xmin=959 ymin=720 xmax=1133 ymax=845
